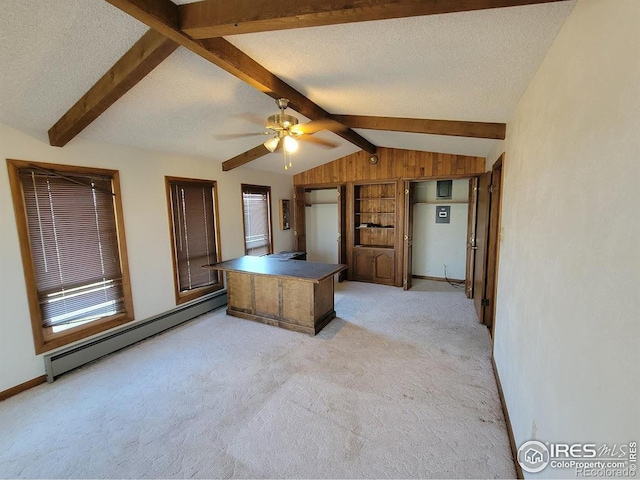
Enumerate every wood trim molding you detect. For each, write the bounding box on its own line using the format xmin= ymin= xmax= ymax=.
xmin=165 ymin=176 xmax=224 ymax=305
xmin=104 ymin=0 xmax=377 ymax=154
xmin=179 ymin=0 xmax=569 ymax=39
xmin=412 ymin=274 xmax=465 ymax=283
xmin=6 ymin=159 xmax=135 ymax=354
xmin=241 ymin=184 xmax=274 ymax=256
xmin=0 ymin=375 xmax=47 ymax=402
xmin=48 ymin=29 xmax=178 ymax=147
xmin=333 ymin=115 xmax=506 ymax=140
xmin=492 ymin=356 xmax=524 ymax=479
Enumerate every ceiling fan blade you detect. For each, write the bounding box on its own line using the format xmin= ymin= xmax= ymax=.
xmin=292 ymin=118 xmax=345 ymax=135
xmin=214 ymin=132 xmax=266 ymax=141
xmin=299 ymin=135 xmax=339 ymax=149
xmin=234 ymin=112 xmax=267 ymax=127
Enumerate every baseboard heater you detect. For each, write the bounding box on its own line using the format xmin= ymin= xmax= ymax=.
xmin=43 ymin=290 xmax=227 ymax=382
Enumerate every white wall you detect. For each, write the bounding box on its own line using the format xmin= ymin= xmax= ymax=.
xmin=305 ymin=189 xmax=339 ymax=264
xmin=412 ymin=180 xmax=468 ymax=279
xmin=493 ymin=1 xmax=640 ymax=477
xmin=0 ymin=123 xmax=294 ymax=392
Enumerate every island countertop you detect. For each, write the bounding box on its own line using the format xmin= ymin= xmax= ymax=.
xmin=205 ymin=255 xmax=346 ymax=283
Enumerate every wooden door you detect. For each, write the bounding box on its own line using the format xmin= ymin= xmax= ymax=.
xmin=403 ymin=181 xmax=415 ymax=290
xmin=484 ymin=156 xmax=504 ymax=334
xmin=337 ymin=185 xmax=347 ymax=281
xmin=353 ymin=250 xmax=374 ymax=281
xmin=294 ymin=186 xmax=306 ymax=253
xmin=473 ymin=172 xmax=492 ymax=323
xmin=465 ymin=177 xmax=478 ymax=299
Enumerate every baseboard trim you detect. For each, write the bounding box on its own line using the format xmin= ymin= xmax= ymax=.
xmin=0 ymin=375 xmax=47 ymax=402
xmin=492 ymin=356 xmax=524 ymax=479
xmin=412 ymin=274 xmax=465 ymax=283
xmin=44 ymin=290 xmax=227 ymax=382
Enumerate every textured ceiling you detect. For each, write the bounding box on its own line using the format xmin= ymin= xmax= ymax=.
xmin=0 ymin=0 xmax=575 ymax=175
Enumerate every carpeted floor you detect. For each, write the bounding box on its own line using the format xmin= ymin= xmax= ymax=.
xmin=0 ymin=280 xmax=516 ymax=479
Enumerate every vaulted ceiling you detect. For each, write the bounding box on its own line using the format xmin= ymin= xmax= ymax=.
xmin=0 ymin=0 xmax=575 ymax=174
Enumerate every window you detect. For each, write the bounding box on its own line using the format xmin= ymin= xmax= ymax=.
xmin=166 ymin=177 xmax=222 ymax=304
xmin=7 ymin=160 xmax=133 ymax=354
xmin=241 ymin=184 xmax=273 ymax=256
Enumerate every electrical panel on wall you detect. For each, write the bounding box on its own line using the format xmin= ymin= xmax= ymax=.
xmin=436 ymin=206 xmax=451 ymax=224
xmin=436 ymin=180 xmax=452 ymax=199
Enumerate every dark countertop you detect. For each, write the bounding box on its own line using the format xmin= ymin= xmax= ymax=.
xmin=205 ymin=256 xmax=346 ymax=283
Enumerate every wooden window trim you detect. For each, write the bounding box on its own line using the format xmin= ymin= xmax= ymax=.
xmin=6 ymin=159 xmax=135 ymax=354
xmin=165 ymin=176 xmax=223 ymax=305
xmin=241 ymin=184 xmax=274 ymax=256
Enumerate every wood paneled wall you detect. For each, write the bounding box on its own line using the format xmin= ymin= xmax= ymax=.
xmin=293 ymin=148 xmax=485 ymax=186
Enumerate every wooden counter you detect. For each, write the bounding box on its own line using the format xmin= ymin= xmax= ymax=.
xmin=206 ymin=256 xmax=347 ymax=335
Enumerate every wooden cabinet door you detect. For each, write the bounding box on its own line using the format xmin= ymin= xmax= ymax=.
xmin=353 ymin=250 xmax=374 ymax=281
xmin=373 ymin=250 xmax=395 ymax=285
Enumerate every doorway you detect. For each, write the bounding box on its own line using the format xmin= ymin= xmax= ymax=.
xmin=405 ymin=180 xmax=470 ymax=290
xmin=294 ymin=185 xmax=347 ymax=281
xmin=305 ymin=189 xmax=339 ymax=263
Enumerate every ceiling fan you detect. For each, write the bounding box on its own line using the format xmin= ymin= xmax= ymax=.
xmin=216 ymin=98 xmax=340 ymax=170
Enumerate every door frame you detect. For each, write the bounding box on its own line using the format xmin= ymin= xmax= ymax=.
xmin=295 ymin=184 xmax=348 ymax=280
xmin=465 ymin=177 xmax=479 ymax=299
xmin=484 ymin=154 xmax=504 ymax=335
xmin=403 ymin=178 xmax=475 ymax=290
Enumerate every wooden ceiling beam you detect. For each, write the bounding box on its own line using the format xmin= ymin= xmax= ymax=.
xmin=105 ymin=0 xmax=377 ymax=155
xmin=48 ymin=29 xmax=178 ymax=147
xmin=222 ymin=145 xmax=272 ymax=171
xmin=332 ymin=115 xmax=506 ymax=139
xmin=179 ymin=0 xmax=568 ymax=39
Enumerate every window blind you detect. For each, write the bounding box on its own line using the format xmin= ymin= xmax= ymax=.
xmin=19 ymin=168 xmax=125 ymax=329
xmin=170 ymin=182 xmax=219 ymax=291
xmin=242 ymin=186 xmax=272 ymax=256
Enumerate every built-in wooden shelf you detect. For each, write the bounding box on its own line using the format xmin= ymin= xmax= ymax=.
xmin=356 ymin=212 xmax=395 ymax=215
xmin=356 ymin=226 xmax=395 ymax=229
xmin=354 ymin=244 xmax=394 ymax=250
xmin=414 ymin=201 xmax=469 ymax=205
xmin=352 ymin=182 xmax=397 ymax=285
xmin=356 ymin=197 xmax=395 ymax=200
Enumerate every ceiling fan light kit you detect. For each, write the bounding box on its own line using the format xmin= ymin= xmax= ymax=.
xmin=221 ymin=97 xmax=341 ymax=171
xmin=283 ymin=135 xmax=299 ymax=153
xmin=262 ymin=98 xmax=302 ymax=170
xmin=264 ymin=136 xmax=280 ymax=153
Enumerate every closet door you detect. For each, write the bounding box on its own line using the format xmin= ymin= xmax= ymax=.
xmin=402 ymin=182 xmax=415 ymax=290
xmin=294 ymin=186 xmax=306 ymax=253
xmin=473 ymin=172 xmax=492 ymax=323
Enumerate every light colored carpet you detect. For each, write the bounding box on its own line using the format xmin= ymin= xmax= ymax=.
xmin=0 ymin=280 xmax=515 ymax=479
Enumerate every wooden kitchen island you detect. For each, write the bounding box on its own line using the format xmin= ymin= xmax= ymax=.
xmin=206 ymin=256 xmax=347 ymax=335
